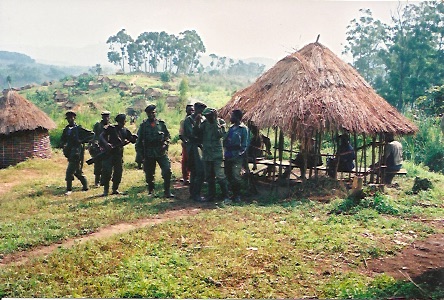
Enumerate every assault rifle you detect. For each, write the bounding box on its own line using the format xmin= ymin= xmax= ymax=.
xmin=86 ymin=134 xmax=137 ymax=165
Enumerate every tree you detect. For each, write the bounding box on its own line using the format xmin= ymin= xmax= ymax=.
xmin=343 ymin=9 xmax=387 ymax=86
xmin=106 ymin=29 xmax=134 ymax=73
xmin=415 ymin=85 xmax=444 ymax=116
xmin=6 ymin=75 xmax=12 ymax=88
xmin=344 ymin=1 xmax=444 ymax=110
xmin=174 ymin=30 xmax=206 ymax=74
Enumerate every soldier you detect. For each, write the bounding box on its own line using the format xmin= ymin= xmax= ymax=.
xmin=90 ymin=110 xmax=110 ymax=187
xmin=224 ymin=109 xmax=249 ymax=202
xmin=135 ymin=104 xmax=174 ymax=198
xmin=179 ymin=103 xmax=194 ymax=184
xmin=194 ymin=107 xmax=230 ymax=202
xmin=60 ymin=111 xmax=93 ymax=196
xmin=99 ymin=114 xmax=137 ymax=196
xmin=182 ymin=102 xmax=207 ymax=202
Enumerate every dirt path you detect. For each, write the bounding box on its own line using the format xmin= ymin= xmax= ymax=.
xmin=0 ymin=207 xmax=203 ymax=267
xmin=366 ymin=233 xmax=444 ymax=283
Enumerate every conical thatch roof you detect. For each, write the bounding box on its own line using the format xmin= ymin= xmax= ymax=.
xmin=0 ymin=91 xmax=56 ymax=135
xmin=219 ymin=42 xmax=418 ymax=138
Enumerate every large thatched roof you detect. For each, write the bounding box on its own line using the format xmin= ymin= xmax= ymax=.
xmin=0 ymin=90 xmax=56 ymax=135
xmin=219 ymin=42 xmax=418 ymax=138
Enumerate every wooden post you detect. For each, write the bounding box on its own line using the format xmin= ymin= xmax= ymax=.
xmin=272 ymin=127 xmax=278 ymax=190
xmin=287 ymin=134 xmax=294 ymax=192
xmin=370 ymin=136 xmax=376 ymax=183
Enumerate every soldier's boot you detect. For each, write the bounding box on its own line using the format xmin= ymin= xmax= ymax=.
xmin=206 ymin=181 xmax=216 ymax=201
xmin=112 ymin=182 xmax=121 ymax=195
xmin=148 ymin=182 xmax=155 ymax=196
xmin=80 ymin=177 xmax=89 ymax=191
xmin=94 ymin=175 xmax=101 ymax=187
xmin=65 ymin=180 xmax=73 ymax=195
xmin=163 ymin=177 xmax=174 ymax=198
xmin=219 ymin=180 xmax=230 ymax=202
xmin=102 ymin=183 xmax=109 ymax=197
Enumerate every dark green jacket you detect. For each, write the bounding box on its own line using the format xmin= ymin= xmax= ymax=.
xmin=136 ymin=118 xmax=170 ymax=158
xmin=194 ymin=118 xmax=226 ymax=161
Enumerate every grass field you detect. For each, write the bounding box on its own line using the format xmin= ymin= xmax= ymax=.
xmin=1 ymin=149 xmax=443 ymax=298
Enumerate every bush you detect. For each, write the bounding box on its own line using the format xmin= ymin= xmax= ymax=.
xmin=160 ymin=72 xmax=171 ymax=82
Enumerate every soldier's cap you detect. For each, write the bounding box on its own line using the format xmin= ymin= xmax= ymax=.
xmin=202 ymin=107 xmax=215 ymax=115
xmin=145 ymin=104 xmax=156 ymax=112
xmin=101 ymin=110 xmax=111 ymax=116
xmin=65 ymin=110 xmax=76 ymax=117
xmin=115 ymin=113 xmax=126 ymax=122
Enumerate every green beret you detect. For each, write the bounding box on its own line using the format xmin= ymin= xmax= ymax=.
xmin=202 ymin=108 xmax=215 ymax=115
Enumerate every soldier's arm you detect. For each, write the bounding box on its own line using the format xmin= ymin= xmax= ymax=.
xmin=240 ymin=127 xmax=249 ymax=154
xmin=135 ymin=125 xmax=144 ymax=153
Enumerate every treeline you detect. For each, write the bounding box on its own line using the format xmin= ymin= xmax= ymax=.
xmin=343 ymin=1 xmax=444 ymax=112
xmin=106 ymin=29 xmax=265 ymax=77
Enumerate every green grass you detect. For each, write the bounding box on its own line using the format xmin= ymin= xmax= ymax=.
xmin=1 ymin=152 xmax=444 ymax=298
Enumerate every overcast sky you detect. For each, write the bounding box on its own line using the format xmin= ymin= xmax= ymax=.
xmin=0 ymin=0 xmax=416 ymax=67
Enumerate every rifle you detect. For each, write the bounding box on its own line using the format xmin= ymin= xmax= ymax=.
xmin=86 ymin=135 xmax=137 ymax=165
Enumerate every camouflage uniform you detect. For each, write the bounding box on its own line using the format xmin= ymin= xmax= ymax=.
xmin=91 ymin=119 xmax=108 ymax=185
xmin=194 ymin=114 xmax=229 ymax=201
xmin=224 ymin=122 xmax=248 ymax=199
xmin=183 ymin=113 xmax=205 ymax=201
xmin=135 ymin=118 xmax=172 ymax=195
xmin=61 ymin=120 xmax=93 ymax=194
xmin=100 ymin=123 xmax=135 ymax=195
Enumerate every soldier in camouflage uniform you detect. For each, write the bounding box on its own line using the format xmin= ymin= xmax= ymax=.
xmin=194 ymin=107 xmax=230 ymax=202
xmin=99 ymin=114 xmax=137 ymax=196
xmin=90 ymin=110 xmax=110 ymax=187
xmin=182 ymin=102 xmax=207 ymax=201
xmin=60 ymin=111 xmax=93 ymax=196
xmin=136 ymin=104 xmax=174 ymax=198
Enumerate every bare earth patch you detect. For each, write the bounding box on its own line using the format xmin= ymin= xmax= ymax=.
xmin=367 ymin=231 xmax=444 ymax=288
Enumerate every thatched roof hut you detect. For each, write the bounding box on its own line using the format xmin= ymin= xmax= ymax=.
xmin=219 ymin=42 xmax=417 ymax=138
xmin=0 ymin=91 xmax=56 ymax=168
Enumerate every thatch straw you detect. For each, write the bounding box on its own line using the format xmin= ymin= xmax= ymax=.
xmin=0 ymin=90 xmax=56 ymax=135
xmin=219 ymin=42 xmax=418 ymax=138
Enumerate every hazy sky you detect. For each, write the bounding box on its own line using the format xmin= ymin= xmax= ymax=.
xmin=0 ymin=0 xmax=415 ymax=67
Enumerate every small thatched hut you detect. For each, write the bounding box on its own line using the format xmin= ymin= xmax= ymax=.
xmin=220 ymin=42 xmax=417 ymax=138
xmin=220 ymin=42 xmax=418 ymax=183
xmin=0 ymin=91 xmax=56 ymax=168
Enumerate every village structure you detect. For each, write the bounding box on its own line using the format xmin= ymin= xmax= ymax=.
xmin=0 ymin=90 xmax=56 ymax=168
xmin=220 ymin=42 xmax=417 ymax=187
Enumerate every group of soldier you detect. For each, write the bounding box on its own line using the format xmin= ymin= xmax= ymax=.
xmin=60 ymin=101 xmax=249 ymax=204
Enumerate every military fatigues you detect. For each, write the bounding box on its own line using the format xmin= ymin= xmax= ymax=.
xmin=194 ymin=118 xmax=229 ymax=201
xmin=183 ymin=114 xmax=205 ymax=201
xmin=224 ymin=123 xmax=248 ymax=199
xmin=91 ymin=120 xmax=108 ymax=185
xmin=61 ymin=124 xmax=91 ymax=192
xmin=135 ymin=118 xmax=172 ymax=195
xmin=101 ymin=125 xmax=134 ymax=194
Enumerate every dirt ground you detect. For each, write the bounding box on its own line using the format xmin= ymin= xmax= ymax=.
xmin=366 ymin=231 xmax=444 ymax=289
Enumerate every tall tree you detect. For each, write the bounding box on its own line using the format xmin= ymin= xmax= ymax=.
xmin=343 ymin=9 xmax=387 ymax=85
xmin=106 ymin=29 xmax=134 ymax=73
